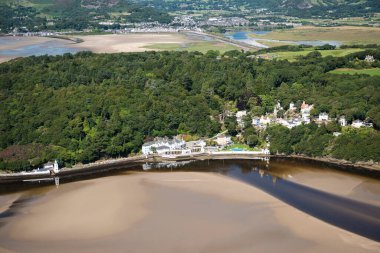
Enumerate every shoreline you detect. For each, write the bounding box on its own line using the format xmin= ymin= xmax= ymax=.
xmin=278 ymin=154 xmax=380 ymax=175
xmin=1 ymin=172 xmax=379 ymax=252
xmin=1 ymin=152 xmax=379 ymax=183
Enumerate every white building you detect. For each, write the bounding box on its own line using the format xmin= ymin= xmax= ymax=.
xmin=273 ymin=102 xmax=283 ymax=118
xmin=35 ymin=160 xmax=59 ymax=174
xmin=260 ymin=115 xmax=271 ymax=125
xmin=318 ymin=112 xmax=329 ymax=121
xmin=216 ymin=134 xmax=232 ymax=146
xmin=365 ymin=55 xmax=375 ymax=63
xmin=142 ymin=137 xmax=185 ymax=155
xmin=352 ymin=120 xmax=364 ymax=128
xmin=300 ymin=101 xmax=313 ymax=123
xmin=186 ymin=140 xmax=206 ymax=153
xmin=289 ymin=102 xmax=296 ymax=111
xmin=277 ymin=118 xmax=302 ymax=129
xmin=339 ymin=116 xmax=347 ymax=127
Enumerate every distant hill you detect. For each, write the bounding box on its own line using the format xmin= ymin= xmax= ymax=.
xmin=142 ymin=0 xmax=380 ymax=18
xmin=0 ymin=0 xmax=172 ymax=32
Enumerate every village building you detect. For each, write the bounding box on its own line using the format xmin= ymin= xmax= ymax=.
xmin=273 ymin=102 xmax=283 ymax=118
xmin=351 ymin=120 xmax=364 ymax=128
xmin=277 ymin=118 xmax=303 ymax=129
xmin=350 ymin=120 xmax=373 ymax=128
xmin=185 ymin=140 xmax=206 ymax=153
xmin=364 ymin=55 xmax=375 ymax=63
xmin=216 ymin=134 xmax=233 ymax=146
xmin=142 ymin=138 xmax=207 ymax=156
xmin=236 ymin=110 xmax=247 ymax=127
xmin=339 ymin=116 xmax=347 ymax=127
xmin=300 ymin=101 xmax=313 ymax=123
xmin=318 ymin=112 xmax=329 ymax=121
xmin=289 ymin=102 xmax=296 ymax=111
xmin=34 ymin=160 xmax=59 ymax=174
xmin=142 ymin=137 xmax=185 ymax=155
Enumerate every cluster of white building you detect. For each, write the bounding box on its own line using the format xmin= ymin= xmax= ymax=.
xmin=236 ymin=100 xmax=374 ymax=130
xmin=142 ymin=137 xmax=206 ymax=156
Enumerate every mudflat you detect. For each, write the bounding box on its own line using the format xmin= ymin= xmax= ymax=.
xmin=0 ymin=172 xmax=379 ymax=253
xmin=0 ymin=33 xmax=195 ymax=63
xmin=71 ymin=33 xmax=191 ymax=53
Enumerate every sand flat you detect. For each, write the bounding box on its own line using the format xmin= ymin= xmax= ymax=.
xmin=0 ymin=33 xmax=195 ymax=63
xmin=0 ymin=172 xmax=379 ymax=253
xmin=71 ymin=33 xmax=190 ymax=53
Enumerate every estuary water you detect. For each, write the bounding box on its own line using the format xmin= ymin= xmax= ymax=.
xmin=224 ymin=30 xmax=341 ymax=48
xmin=0 ymin=36 xmax=81 ymax=63
xmin=0 ymin=158 xmax=379 ymax=253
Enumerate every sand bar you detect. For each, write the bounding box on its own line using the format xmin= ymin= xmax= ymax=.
xmin=0 ymin=172 xmax=379 ymax=253
xmin=0 ymin=33 xmax=197 ymax=63
xmin=71 ymin=33 xmax=191 ymax=53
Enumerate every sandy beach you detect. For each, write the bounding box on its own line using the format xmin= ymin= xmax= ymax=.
xmin=71 ymin=33 xmax=191 ymax=53
xmin=0 ymin=172 xmax=379 ymax=253
xmin=0 ymin=33 xmax=196 ymax=63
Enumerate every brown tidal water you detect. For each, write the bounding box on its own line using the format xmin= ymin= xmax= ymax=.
xmin=0 ymin=158 xmax=379 ymax=253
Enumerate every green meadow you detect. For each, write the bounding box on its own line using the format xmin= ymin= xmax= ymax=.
xmin=329 ymin=68 xmax=380 ymax=76
xmin=143 ymin=41 xmax=239 ymax=53
xmin=258 ymin=48 xmax=364 ymax=61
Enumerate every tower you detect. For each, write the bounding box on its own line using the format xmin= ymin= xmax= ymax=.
xmin=53 ymin=160 xmax=59 ymax=173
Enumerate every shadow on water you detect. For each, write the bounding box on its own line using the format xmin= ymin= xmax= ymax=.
xmin=0 ymin=158 xmax=380 ymax=242
xmin=226 ymin=164 xmax=380 ymax=242
xmin=142 ymin=159 xmax=380 ymax=242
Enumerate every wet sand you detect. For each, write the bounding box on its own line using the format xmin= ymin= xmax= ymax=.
xmin=0 ymin=33 xmax=195 ymax=63
xmin=0 ymin=36 xmax=78 ymax=63
xmin=266 ymin=160 xmax=380 ymax=207
xmin=0 ymin=172 xmax=379 ymax=253
xmin=71 ymin=33 xmax=191 ymax=53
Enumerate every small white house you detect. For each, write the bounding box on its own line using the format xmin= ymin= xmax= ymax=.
xmin=339 ymin=116 xmax=347 ymax=127
xmin=300 ymin=101 xmax=313 ymax=123
xmin=186 ymin=140 xmax=206 ymax=153
xmin=216 ymin=134 xmax=232 ymax=146
xmin=365 ymin=55 xmax=375 ymax=63
xmin=289 ymin=102 xmax=295 ymax=110
xmin=318 ymin=112 xmax=329 ymax=121
xmin=352 ymin=120 xmax=364 ymax=128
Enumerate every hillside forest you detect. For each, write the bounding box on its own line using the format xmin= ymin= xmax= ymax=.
xmin=0 ymin=49 xmax=379 ymax=171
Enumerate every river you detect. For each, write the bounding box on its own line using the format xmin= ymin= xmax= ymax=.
xmin=0 ymin=36 xmax=81 ymax=63
xmin=0 ymin=158 xmax=379 ymax=253
xmin=224 ymin=31 xmax=342 ymax=48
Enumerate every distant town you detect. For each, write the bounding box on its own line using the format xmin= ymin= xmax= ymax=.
xmin=8 ymin=15 xmax=301 ymax=37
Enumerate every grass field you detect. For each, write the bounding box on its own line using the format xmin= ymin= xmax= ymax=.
xmin=144 ymin=41 xmax=239 ymax=53
xmin=329 ymin=68 xmax=380 ymax=76
xmin=258 ymin=48 xmax=364 ymax=61
xmin=259 ymin=26 xmax=380 ymax=45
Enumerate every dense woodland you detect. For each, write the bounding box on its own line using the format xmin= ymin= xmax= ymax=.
xmin=144 ymin=0 xmax=380 ymax=18
xmin=1 ymin=0 xmax=379 ymax=34
xmin=0 ymin=49 xmax=379 ymax=171
xmin=0 ymin=0 xmax=172 ymax=33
